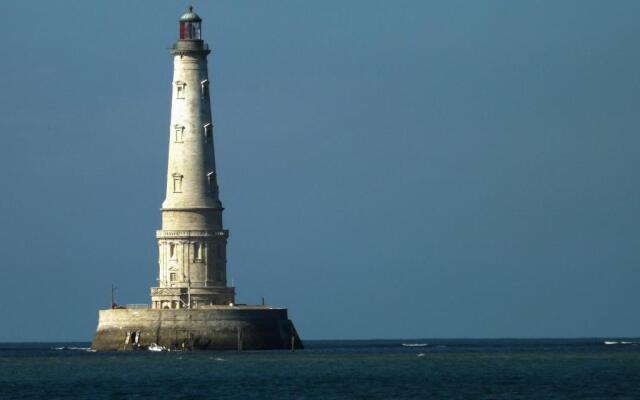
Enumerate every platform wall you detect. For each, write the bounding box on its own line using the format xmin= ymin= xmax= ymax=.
xmin=92 ymin=307 xmax=303 ymax=351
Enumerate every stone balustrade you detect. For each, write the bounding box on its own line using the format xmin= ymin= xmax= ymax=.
xmin=156 ymin=230 xmax=228 ymax=239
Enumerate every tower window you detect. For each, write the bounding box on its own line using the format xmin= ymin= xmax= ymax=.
xmin=201 ymin=80 xmax=210 ymax=99
xmin=194 ymin=242 xmax=203 ymax=261
xmin=175 ymin=81 xmax=186 ymax=99
xmin=169 ymin=243 xmax=176 ymax=259
xmin=172 ymin=173 xmax=183 ymax=193
xmin=170 ymin=272 xmax=177 ymax=282
xmin=203 ymin=123 xmax=212 ymax=142
xmin=174 ymin=125 xmax=184 ymax=143
xmin=207 ymin=171 xmax=216 ymax=193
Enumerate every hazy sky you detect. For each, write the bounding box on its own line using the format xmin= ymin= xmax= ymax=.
xmin=0 ymin=0 xmax=639 ymax=341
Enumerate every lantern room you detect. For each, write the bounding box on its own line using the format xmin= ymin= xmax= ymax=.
xmin=179 ymin=6 xmax=202 ymax=40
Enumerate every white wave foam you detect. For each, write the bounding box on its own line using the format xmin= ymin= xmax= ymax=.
xmin=51 ymin=346 xmax=93 ymax=351
xmin=604 ymin=340 xmax=638 ymax=345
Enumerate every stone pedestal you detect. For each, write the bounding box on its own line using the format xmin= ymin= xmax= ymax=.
xmin=92 ymin=306 xmax=303 ymax=351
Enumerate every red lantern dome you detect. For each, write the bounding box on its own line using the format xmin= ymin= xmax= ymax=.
xmin=179 ymin=6 xmax=202 ymax=40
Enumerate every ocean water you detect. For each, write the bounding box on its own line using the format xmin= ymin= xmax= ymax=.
xmin=0 ymin=339 xmax=639 ymax=399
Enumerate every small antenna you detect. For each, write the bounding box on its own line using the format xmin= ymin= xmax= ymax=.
xmin=111 ymin=284 xmax=117 ymax=309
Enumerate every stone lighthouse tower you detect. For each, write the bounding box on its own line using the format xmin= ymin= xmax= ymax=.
xmin=151 ymin=7 xmax=235 ymax=309
xmin=92 ymin=7 xmax=302 ymax=351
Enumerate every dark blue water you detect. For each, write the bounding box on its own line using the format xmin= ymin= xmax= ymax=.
xmin=1 ymin=339 xmax=639 ymax=399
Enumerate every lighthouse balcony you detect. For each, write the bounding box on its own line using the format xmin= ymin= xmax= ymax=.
xmin=171 ymin=40 xmax=210 ymax=56
xmin=156 ymin=229 xmax=228 ymax=239
xmin=151 ymin=287 xmax=185 ymax=297
xmin=151 ymin=286 xmax=235 ymax=310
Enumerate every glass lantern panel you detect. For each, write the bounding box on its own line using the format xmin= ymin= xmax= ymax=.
xmin=180 ymin=21 xmax=188 ymax=39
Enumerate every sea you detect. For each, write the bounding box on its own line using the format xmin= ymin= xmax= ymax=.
xmin=1 ymin=339 xmax=639 ymax=399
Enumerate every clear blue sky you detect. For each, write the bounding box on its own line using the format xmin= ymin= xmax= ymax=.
xmin=0 ymin=0 xmax=639 ymax=341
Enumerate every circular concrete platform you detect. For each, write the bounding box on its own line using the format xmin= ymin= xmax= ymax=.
xmin=92 ymin=306 xmax=303 ymax=351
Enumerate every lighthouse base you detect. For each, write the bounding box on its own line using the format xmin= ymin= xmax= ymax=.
xmin=91 ymin=306 xmax=303 ymax=351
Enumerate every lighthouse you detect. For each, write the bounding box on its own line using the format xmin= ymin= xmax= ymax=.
xmin=151 ymin=6 xmax=235 ymax=309
xmin=92 ymin=7 xmax=302 ymax=351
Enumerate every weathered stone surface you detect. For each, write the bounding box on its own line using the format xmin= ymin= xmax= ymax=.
xmin=92 ymin=307 xmax=303 ymax=351
xmin=152 ymin=8 xmax=232 ymax=309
